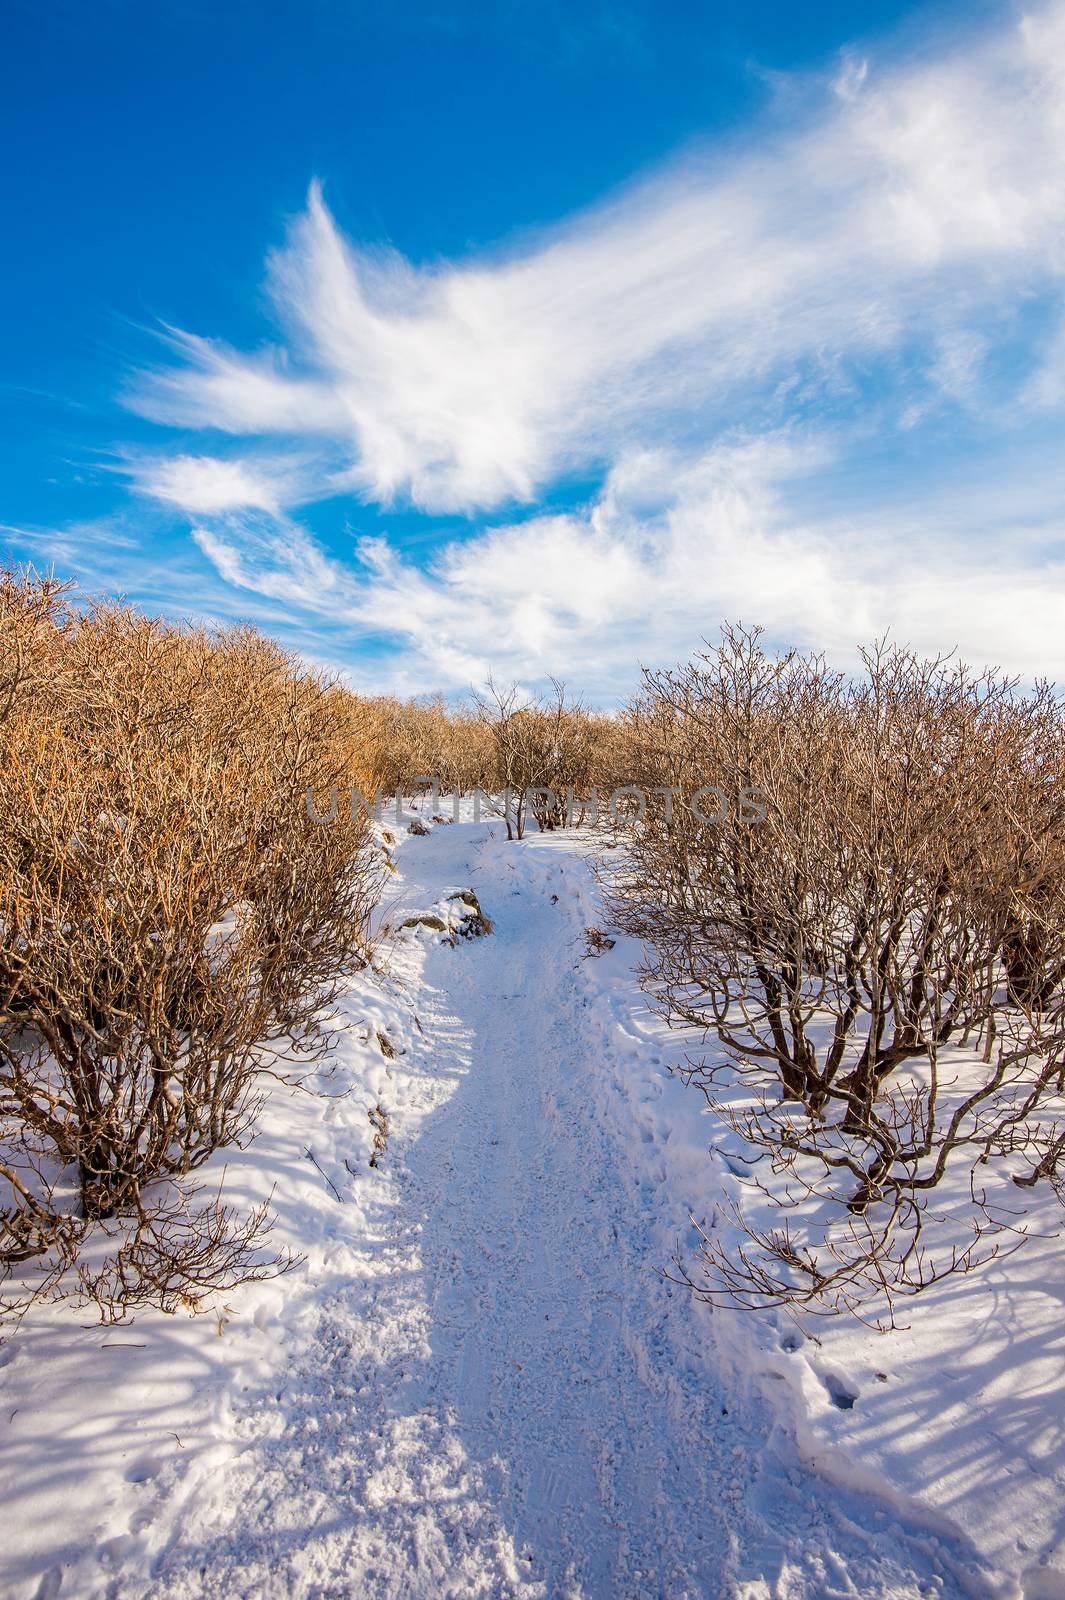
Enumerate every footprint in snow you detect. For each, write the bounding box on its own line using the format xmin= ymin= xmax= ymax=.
xmin=125 ymin=1455 xmax=162 ymax=1483
xmin=822 ymin=1372 xmax=860 ymax=1410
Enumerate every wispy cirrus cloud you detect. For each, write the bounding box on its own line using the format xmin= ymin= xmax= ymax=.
xmin=168 ymin=437 xmax=1065 ymax=698
xmin=128 ymin=454 xmax=305 ymax=516
xmin=129 ymin=4 xmax=1065 ymax=514
xmin=89 ymin=1 xmax=1065 ymax=693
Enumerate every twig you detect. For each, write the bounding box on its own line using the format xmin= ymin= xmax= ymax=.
xmin=304 ymin=1147 xmax=343 ymax=1202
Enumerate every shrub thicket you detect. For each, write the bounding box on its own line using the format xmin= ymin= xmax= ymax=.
xmin=13 ymin=563 xmax=1061 ymax=1330
xmin=609 ymin=626 xmax=1065 ymax=1319
xmin=365 ymin=693 xmax=496 ymax=798
xmin=0 ymin=569 xmax=382 ymax=1320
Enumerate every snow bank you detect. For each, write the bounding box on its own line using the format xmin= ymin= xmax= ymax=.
xmin=0 ymin=828 xmax=436 ymax=1599
xmin=1 ymin=812 xmax=1058 ymax=1598
xmin=568 ymin=834 xmax=1065 ymax=1600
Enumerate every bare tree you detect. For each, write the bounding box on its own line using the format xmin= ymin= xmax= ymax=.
xmin=474 ymin=678 xmax=538 ymax=838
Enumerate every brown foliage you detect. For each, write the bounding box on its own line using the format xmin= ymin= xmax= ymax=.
xmin=474 ymin=677 xmax=603 ymax=838
xmin=0 ymin=568 xmax=382 ymax=1321
xmin=609 ymin=625 xmax=1065 ymax=1318
xmin=365 ymin=694 xmax=495 ymax=798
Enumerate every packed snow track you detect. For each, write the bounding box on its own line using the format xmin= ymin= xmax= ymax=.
xmin=3 ymin=820 xmax=990 ymax=1599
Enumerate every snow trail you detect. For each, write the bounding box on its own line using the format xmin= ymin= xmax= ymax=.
xmin=146 ymin=821 xmax=982 ymax=1599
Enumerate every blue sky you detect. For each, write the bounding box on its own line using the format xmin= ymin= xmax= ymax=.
xmin=4 ymin=0 xmax=1065 ymax=700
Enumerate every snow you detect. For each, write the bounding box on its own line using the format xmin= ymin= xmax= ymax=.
xmin=1 ymin=811 xmax=1059 ymax=1598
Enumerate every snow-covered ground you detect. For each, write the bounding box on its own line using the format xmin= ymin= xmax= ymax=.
xmin=1 ymin=814 xmax=1061 ymax=1598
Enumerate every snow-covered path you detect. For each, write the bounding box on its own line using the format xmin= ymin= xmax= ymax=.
xmin=141 ymin=822 xmax=977 ymax=1600
xmin=397 ymin=834 xmax=733 ymax=1596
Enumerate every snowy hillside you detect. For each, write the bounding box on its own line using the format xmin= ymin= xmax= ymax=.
xmin=2 ymin=813 xmax=1063 ymax=1599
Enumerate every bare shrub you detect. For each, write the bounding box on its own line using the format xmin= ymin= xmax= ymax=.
xmin=1 ymin=726 xmax=266 ymax=1221
xmin=367 ymin=693 xmax=496 ymax=798
xmin=474 ymin=677 xmax=600 ymax=838
xmin=349 ymin=682 xmax=620 ymax=823
xmin=610 ymin=626 xmax=1065 ymax=1319
xmin=73 ymin=1185 xmax=299 ymax=1323
xmin=0 ymin=566 xmax=74 ymax=725
xmin=473 ymin=679 xmax=538 ymax=839
xmin=0 ymin=569 xmax=382 ymax=1321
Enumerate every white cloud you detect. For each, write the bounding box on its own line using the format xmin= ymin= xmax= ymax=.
xmin=130 ymin=5 xmax=1065 ymax=516
xmin=90 ymin=1 xmax=1065 ymax=695
xmin=833 ymin=51 xmax=869 ymax=102
xmin=182 ymin=438 xmax=1065 ymax=697
xmin=131 ymin=454 xmax=294 ymax=515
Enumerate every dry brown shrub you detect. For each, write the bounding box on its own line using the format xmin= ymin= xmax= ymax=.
xmin=0 ymin=568 xmax=382 ymax=1322
xmin=473 ymin=677 xmax=606 ymax=837
xmin=609 ymin=625 xmax=1065 ymax=1318
xmin=366 ymin=694 xmax=496 ymax=798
